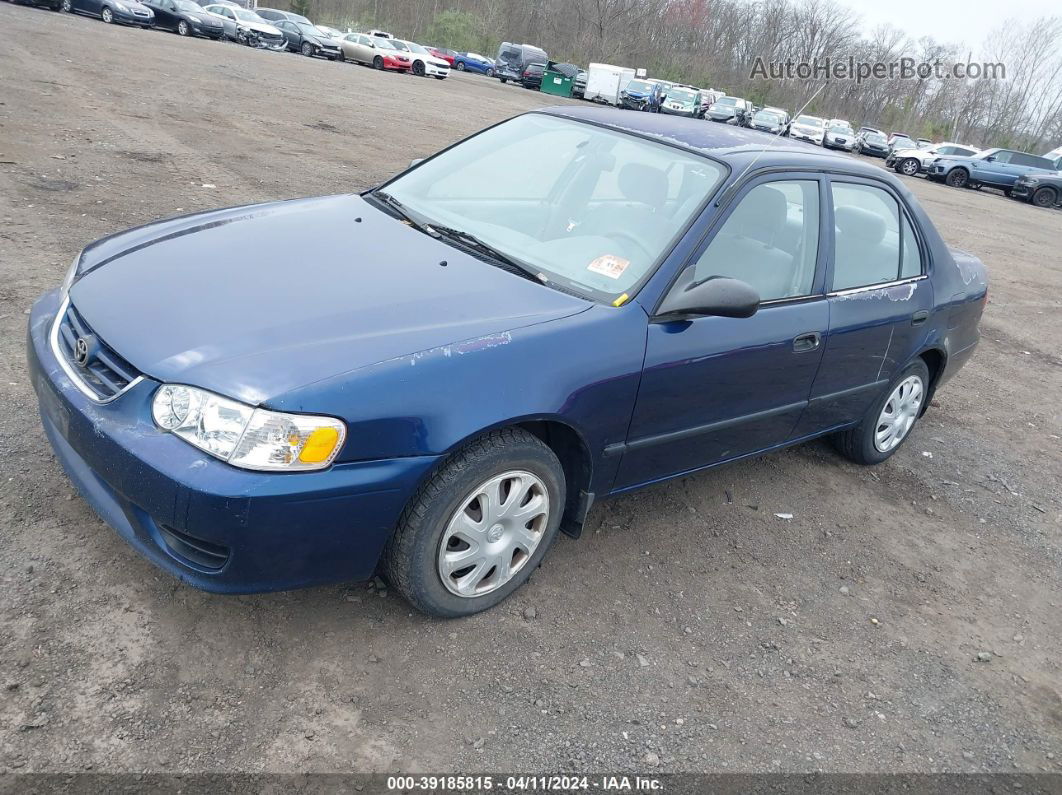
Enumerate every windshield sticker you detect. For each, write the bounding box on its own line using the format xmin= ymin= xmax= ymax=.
xmin=587 ymin=254 xmax=630 ymax=280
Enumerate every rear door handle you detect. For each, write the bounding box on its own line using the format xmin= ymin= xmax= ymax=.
xmin=792 ymin=332 xmax=821 ymax=353
xmin=912 ymin=310 xmax=930 ymax=326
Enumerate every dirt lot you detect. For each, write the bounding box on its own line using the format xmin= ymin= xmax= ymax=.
xmin=1 ymin=3 xmax=1061 ymax=775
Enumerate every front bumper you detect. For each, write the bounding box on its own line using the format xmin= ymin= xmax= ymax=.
xmin=382 ymin=56 xmax=411 ymax=70
xmin=660 ymin=106 xmax=696 ymax=117
xmin=114 ymin=7 xmax=154 ymax=24
xmin=425 ymin=62 xmax=449 ymax=77
xmin=27 ymin=290 xmax=439 ymax=594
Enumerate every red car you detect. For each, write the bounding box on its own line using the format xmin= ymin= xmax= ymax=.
xmin=427 ymin=46 xmax=457 ymax=66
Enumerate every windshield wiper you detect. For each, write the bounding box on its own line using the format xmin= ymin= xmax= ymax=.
xmin=425 ymin=223 xmax=547 ymax=284
xmin=370 ymin=190 xmax=432 ymax=233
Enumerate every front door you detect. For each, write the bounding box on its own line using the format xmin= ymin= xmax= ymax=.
xmin=795 ymin=177 xmax=933 ymax=434
xmin=614 ymin=175 xmax=828 ymax=490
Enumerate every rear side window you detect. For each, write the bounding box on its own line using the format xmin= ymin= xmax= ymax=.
xmin=1012 ymin=153 xmax=1052 ymax=169
xmin=831 ymin=183 xmax=907 ymax=290
xmin=690 ymin=180 xmax=820 ymax=301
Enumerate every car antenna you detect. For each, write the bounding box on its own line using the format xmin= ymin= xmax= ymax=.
xmin=715 ymin=81 xmax=829 ymax=206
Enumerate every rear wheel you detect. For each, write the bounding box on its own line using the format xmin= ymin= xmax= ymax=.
xmin=177 ymin=19 xmax=189 ymax=36
xmin=898 ymin=157 xmax=920 ymax=176
xmin=945 ymin=168 xmax=969 ymax=188
xmin=832 ymin=359 xmax=930 ymax=465
xmin=1032 ymin=186 xmax=1057 ymax=207
xmin=101 ymin=5 xmax=113 ymax=22
xmin=382 ymin=428 xmax=565 ymax=618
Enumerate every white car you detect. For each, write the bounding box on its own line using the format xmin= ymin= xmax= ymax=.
xmin=394 ymin=40 xmax=450 ymax=79
xmin=823 ymin=121 xmax=858 ymax=151
xmin=201 ymin=4 xmax=283 ymax=48
xmin=789 ymin=114 xmax=827 ymax=145
xmin=886 ymin=142 xmax=981 ymax=176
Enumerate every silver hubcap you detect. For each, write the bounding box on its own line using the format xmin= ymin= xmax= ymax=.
xmin=438 ymin=470 xmax=549 ymax=598
xmin=102 ymin=8 xmax=111 ymax=20
xmin=875 ymin=375 xmax=923 ymax=452
xmin=902 ymin=160 xmax=917 ymax=174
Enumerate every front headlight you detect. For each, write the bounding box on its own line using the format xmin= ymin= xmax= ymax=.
xmin=152 ymin=384 xmax=346 ymax=471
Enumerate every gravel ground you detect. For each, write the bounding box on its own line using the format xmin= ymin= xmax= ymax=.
xmin=1 ymin=2 xmax=1060 ymax=775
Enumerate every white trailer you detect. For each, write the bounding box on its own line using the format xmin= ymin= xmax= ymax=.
xmin=584 ymin=63 xmax=637 ymax=105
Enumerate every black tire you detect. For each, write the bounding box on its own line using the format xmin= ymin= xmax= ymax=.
xmin=831 ymin=359 xmax=931 ymax=465
xmin=412 ymin=59 xmax=425 ymax=76
xmin=335 ymin=49 xmax=344 ymax=62
xmin=1002 ymin=188 xmax=1012 ymax=197
xmin=499 ymin=77 xmax=507 ymax=83
xmin=301 ymin=42 xmax=314 ymax=57
xmin=382 ymin=428 xmax=566 ymax=618
xmin=1032 ymin=186 xmax=1057 ymax=208
xmin=945 ymin=168 xmax=969 ymax=188
xmin=101 ymin=5 xmax=113 ymax=22
xmin=177 ymin=19 xmax=189 ymax=36
xmin=898 ymin=157 xmax=920 ymax=176
xmin=485 ymin=67 xmax=494 ymax=77
xmin=373 ymin=55 xmax=383 ymax=69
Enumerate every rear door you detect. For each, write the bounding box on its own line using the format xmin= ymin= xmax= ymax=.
xmin=794 ymin=176 xmax=932 ymax=435
xmin=614 ymin=175 xmax=829 ymax=490
xmin=972 ymin=150 xmax=1014 ymax=185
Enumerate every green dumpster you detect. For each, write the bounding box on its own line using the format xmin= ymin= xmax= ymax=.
xmin=540 ymin=62 xmax=574 ymax=97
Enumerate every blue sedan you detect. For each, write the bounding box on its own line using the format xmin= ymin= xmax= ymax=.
xmin=28 ymin=107 xmax=987 ymax=617
xmin=452 ymin=52 xmax=494 ymax=75
xmin=60 ymin=0 xmax=155 ymax=25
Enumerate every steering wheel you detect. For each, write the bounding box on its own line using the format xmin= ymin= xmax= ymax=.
xmin=603 ymin=231 xmax=654 ymax=261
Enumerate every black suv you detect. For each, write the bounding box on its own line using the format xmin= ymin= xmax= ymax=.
xmin=521 ymin=62 xmax=545 ymax=90
xmin=1012 ymin=172 xmax=1062 ymax=208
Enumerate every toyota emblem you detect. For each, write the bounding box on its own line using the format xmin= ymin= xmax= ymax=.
xmin=73 ymin=336 xmax=91 ymax=367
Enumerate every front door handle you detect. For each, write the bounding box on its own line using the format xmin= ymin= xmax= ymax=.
xmin=912 ymin=310 xmax=930 ymax=326
xmin=792 ymin=332 xmax=821 ymax=353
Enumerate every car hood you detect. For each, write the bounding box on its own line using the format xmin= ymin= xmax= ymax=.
xmin=68 ymin=195 xmax=590 ymax=405
xmin=244 ymin=19 xmax=281 ymax=34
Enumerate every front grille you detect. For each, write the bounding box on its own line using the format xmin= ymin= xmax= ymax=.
xmin=55 ymin=302 xmax=140 ymax=400
xmin=158 ymin=525 xmax=230 ymax=571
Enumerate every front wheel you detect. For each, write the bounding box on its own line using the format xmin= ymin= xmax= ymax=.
xmin=945 ymin=168 xmax=969 ymax=188
xmin=177 ymin=19 xmax=189 ymax=36
xmin=898 ymin=157 xmax=920 ymax=176
xmin=335 ymin=49 xmax=344 ymax=62
xmin=382 ymin=428 xmax=565 ymax=618
xmin=301 ymin=42 xmax=314 ymax=57
xmin=485 ymin=67 xmax=494 ymax=77
xmin=499 ymin=76 xmax=507 ymax=83
xmin=60 ymin=0 xmax=71 ymax=11
xmin=1032 ymin=186 xmax=1057 ymax=207
xmin=412 ymin=60 xmax=425 ymax=76
xmin=832 ymin=359 xmax=930 ymax=465
xmin=455 ymin=61 xmax=465 ymax=70
xmin=373 ymin=55 xmax=383 ymax=69
xmin=100 ymin=5 xmax=113 ymax=22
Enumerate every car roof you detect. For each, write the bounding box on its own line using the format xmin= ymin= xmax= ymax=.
xmin=539 ymin=106 xmax=888 ymax=176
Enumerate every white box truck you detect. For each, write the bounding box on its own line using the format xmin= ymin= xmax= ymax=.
xmin=584 ymin=63 xmax=637 ymax=105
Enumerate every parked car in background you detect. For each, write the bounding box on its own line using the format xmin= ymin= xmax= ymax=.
xmin=495 ymin=42 xmax=548 ymax=84
xmin=858 ymin=126 xmax=884 ymax=137
xmin=274 ymin=19 xmax=342 ymax=59
xmin=855 ymin=130 xmax=890 ymax=158
xmin=253 ymin=7 xmax=309 ymax=25
xmin=520 ymin=62 xmax=545 ymax=90
xmin=144 ymin=0 xmax=223 ymax=38
xmin=202 ymin=4 xmax=282 ymax=47
xmin=886 ymin=142 xmax=979 ymax=176
xmin=316 ymin=24 xmax=344 ymax=39
xmin=395 ymin=40 xmax=450 ymax=78
xmin=1011 ymin=171 xmax=1062 ymax=207
xmin=660 ymin=86 xmax=703 ymax=118
xmin=928 ymin=147 xmax=1062 ymax=192
xmin=60 ymin=0 xmax=154 ymax=27
xmin=619 ymin=78 xmax=665 ymax=111
xmin=1043 ymin=146 xmax=1062 ymax=168
xmin=789 ymin=114 xmax=827 ymax=145
xmin=706 ymin=96 xmax=752 ymax=125
xmin=573 ymin=69 xmax=587 ymax=98
xmin=29 ymin=107 xmax=986 ymax=618
xmin=750 ymin=107 xmax=790 ymax=135
xmin=341 ymin=35 xmax=411 ymax=71
xmin=887 ymin=133 xmax=916 ymax=154
xmin=916 ymin=138 xmax=933 ymax=149
xmin=368 ymin=28 xmax=392 ymax=39
xmin=823 ymin=121 xmax=857 ymax=151
xmin=426 ymin=46 xmax=457 ymax=66
xmin=452 ymin=52 xmax=494 ymax=75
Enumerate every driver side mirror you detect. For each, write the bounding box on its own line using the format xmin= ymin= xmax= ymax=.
xmin=408 ymin=158 xmax=423 ymax=168
xmin=984 ymin=155 xmax=995 ymax=162
xmin=655 ymin=276 xmax=760 ymax=321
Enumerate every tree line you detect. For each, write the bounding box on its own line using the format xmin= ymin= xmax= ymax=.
xmin=299 ymin=0 xmax=1062 ymax=153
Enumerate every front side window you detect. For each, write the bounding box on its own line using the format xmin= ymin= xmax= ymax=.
xmin=831 ymin=182 xmax=921 ymax=290
xmin=688 ymin=180 xmax=820 ymax=302
xmin=989 ymin=150 xmax=1013 ymax=164
xmin=380 ymin=114 xmax=726 ymax=298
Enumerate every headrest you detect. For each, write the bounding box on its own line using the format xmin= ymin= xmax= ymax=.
xmin=835 ymin=205 xmax=886 ymax=246
xmin=618 ymin=163 xmax=668 ymax=210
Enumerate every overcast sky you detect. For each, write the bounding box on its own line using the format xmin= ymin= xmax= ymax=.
xmin=843 ymin=0 xmax=1058 ymax=52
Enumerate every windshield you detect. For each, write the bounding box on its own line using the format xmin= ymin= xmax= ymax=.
xmin=406 ymin=42 xmax=429 ymax=54
xmin=893 ymin=136 xmax=915 ymax=147
xmin=234 ymin=9 xmax=262 ymax=21
xmin=294 ymin=21 xmax=321 ymax=33
xmin=378 ymin=114 xmax=726 ymax=299
xmin=625 ymin=80 xmax=651 ymax=93
xmin=716 ymin=96 xmax=739 ymax=106
xmin=796 ymin=115 xmax=824 ymax=126
xmin=754 ymin=111 xmax=782 ymax=124
xmin=387 ymin=40 xmax=409 ymax=51
xmin=829 ymin=124 xmax=853 ymax=134
xmin=866 ymin=132 xmax=886 ymax=144
xmin=668 ymin=89 xmax=697 ymax=104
